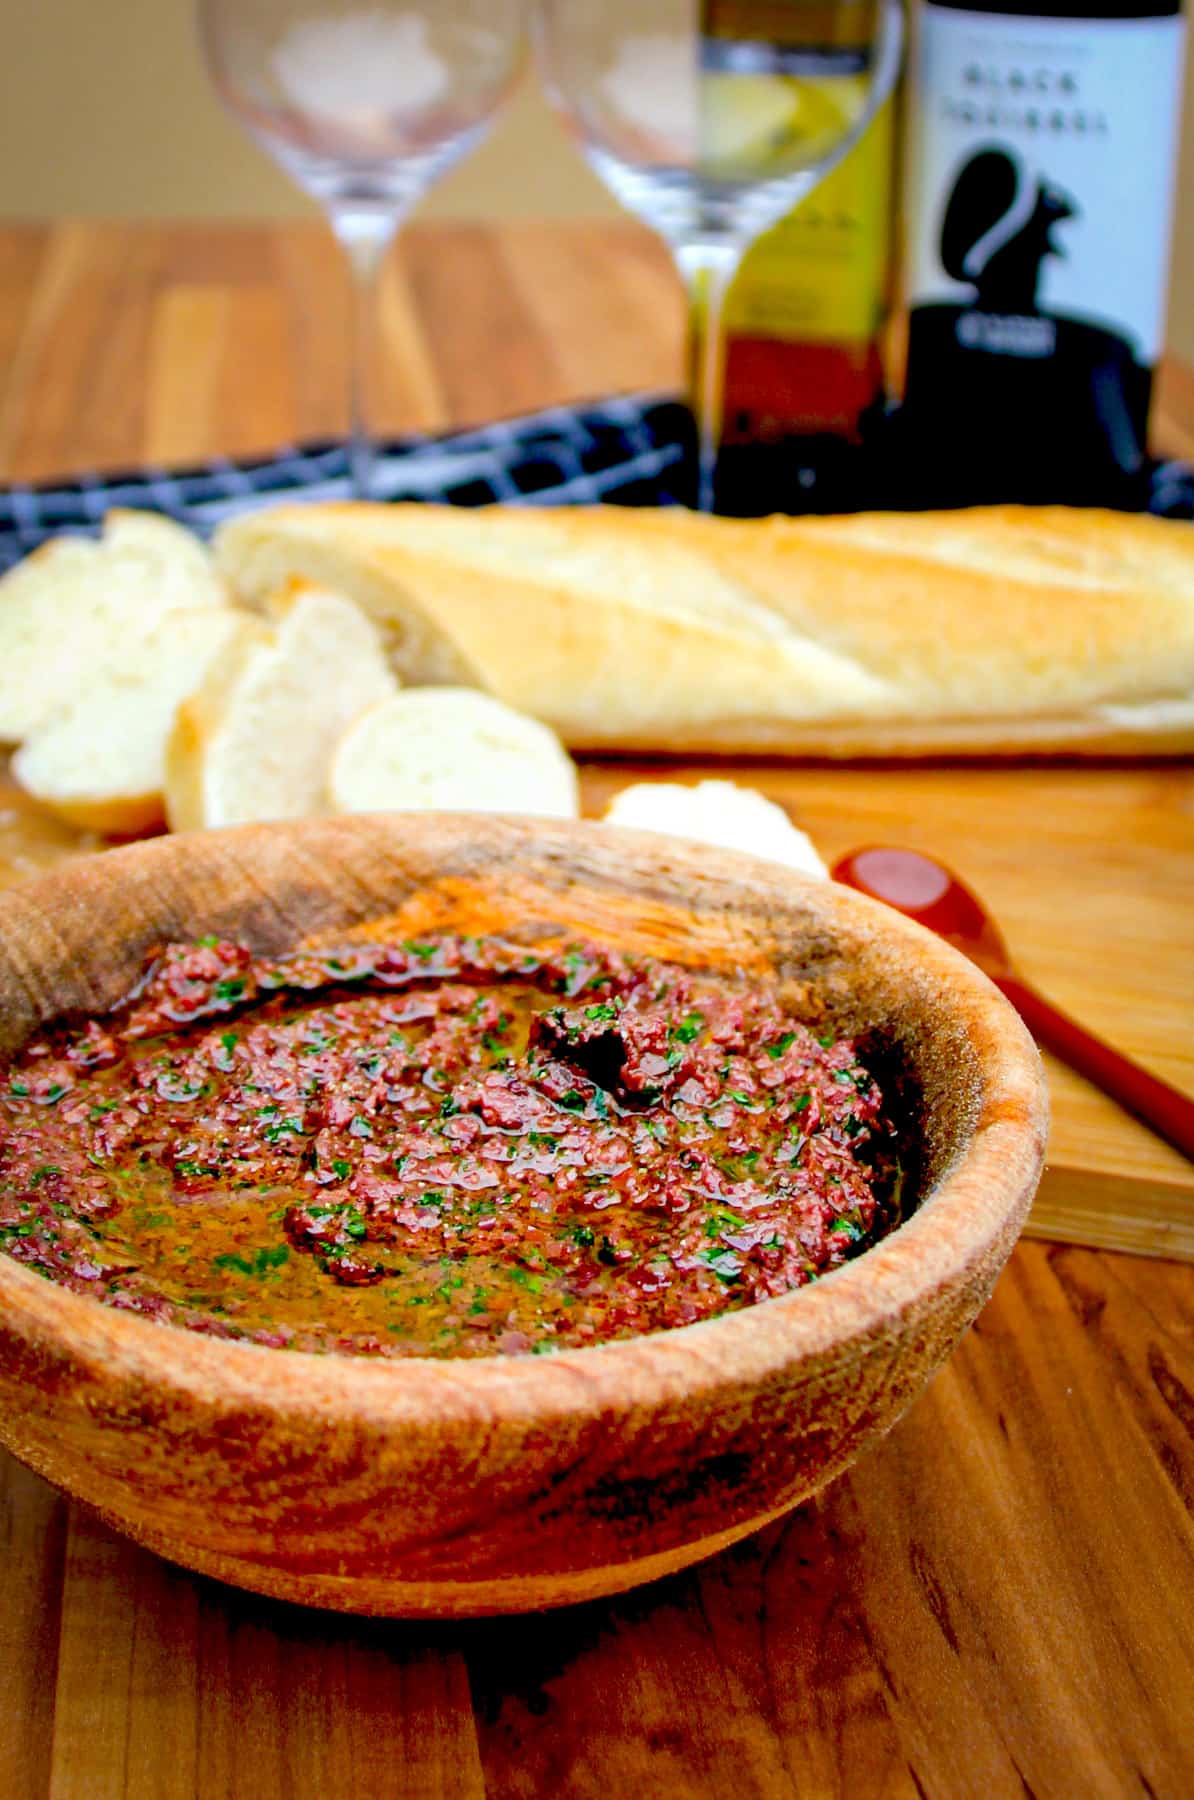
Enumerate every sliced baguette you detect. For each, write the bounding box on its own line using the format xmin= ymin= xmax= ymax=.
xmin=165 ymin=582 xmax=396 ymax=831
xmin=13 ymin=607 xmax=247 ymax=835
xmin=214 ymin=500 xmax=1194 ymax=756
xmin=604 ymin=780 xmax=828 ymax=877
xmin=215 ymin=503 xmax=896 ymax=744
xmin=0 ymin=511 xmax=227 ymax=743
xmin=329 ymin=687 xmax=579 ymax=819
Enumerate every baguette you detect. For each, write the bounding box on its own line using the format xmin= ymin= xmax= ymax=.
xmin=215 ymin=502 xmax=1194 ymax=757
xmin=215 ymin=503 xmax=895 ymax=744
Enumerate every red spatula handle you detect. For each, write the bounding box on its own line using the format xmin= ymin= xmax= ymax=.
xmin=995 ymin=974 xmax=1194 ymax=1163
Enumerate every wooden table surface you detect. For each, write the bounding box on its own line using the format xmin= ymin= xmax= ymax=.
xmin=1 ymin=221 xmax=1192 ymax=1800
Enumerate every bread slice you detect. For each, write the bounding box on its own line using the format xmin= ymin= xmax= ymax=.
xmin=0 ymin=510 xmax=227 ymax=743
xmin=604 ymin=780 xmax=828 ymax=877
xmin=214 ymin=503 xmax=895 ymax=744
xmin=165 ymin=582 xmax=396 ymax=831
xmin=100 ymin=510 xmax=227 ymax=611
xmin=13 ymin=608 xmax=247 ymax=835
xmin=329 ymin=687 xmax=579 ymax=819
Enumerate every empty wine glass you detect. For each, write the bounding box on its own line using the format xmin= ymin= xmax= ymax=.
xmin=198 ymin=0 xmax=527 ymax=497
xmin=537 ymin=0 xmax=903 ymax=511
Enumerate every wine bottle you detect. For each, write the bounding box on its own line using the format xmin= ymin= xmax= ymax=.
xmin=689 ymin=0 xmax=900 ymax=514
xmin=901 ymin=0 xmax=1187 ymax=507
xmin=718 ymin=101 xmax=896 ymax=445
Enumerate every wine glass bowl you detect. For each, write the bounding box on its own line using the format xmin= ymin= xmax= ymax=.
xmin=536 ymin=0 xmax=904 ymax=509
xmin=198 ymin=0 xmax=527 ymax=495
xmin=581 ymin=80 xmax=873 ymax=252
xmin=200 ymin=3 xmax=525 ymax=216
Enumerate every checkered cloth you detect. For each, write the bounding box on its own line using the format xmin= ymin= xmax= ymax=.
xmin=2 ymin=390 xmax=1192 ymax=572
xmin=0 ymin=394 xmax=693 ymax=573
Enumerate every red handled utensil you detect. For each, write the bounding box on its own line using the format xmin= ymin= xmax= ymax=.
xmin=832 ymin=846 xmax=1194 ymax=1164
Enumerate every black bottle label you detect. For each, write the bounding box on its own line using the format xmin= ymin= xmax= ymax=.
xmin=903 ymin=5 xmax=1186 ymax=498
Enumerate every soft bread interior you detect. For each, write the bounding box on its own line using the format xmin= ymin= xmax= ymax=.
xmin=330 ymin=686 xmax=579 ymax=819
xmin=0 ymin=512 xmax=228 ymax=744
xmin=13 ymin=608 xmax=246 ymax=835
xmin=165 ymin=582 xmax=396 ymax=831
xmin=100 ymin=510 xmax=227 ymax=610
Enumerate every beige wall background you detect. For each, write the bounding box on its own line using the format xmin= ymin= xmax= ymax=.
xmin=2 ymin=0 xmax=1192 ymax=362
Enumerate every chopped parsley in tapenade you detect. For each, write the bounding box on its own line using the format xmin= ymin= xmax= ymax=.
xmin=0 ymin=935 xmax=903 ymax=1358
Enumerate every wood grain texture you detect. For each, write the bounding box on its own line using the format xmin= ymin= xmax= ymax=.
xmin=47 ymin=1507 xmax=485 ymax=1800
xmin=0 ymin=223 xmax=1191 ymax=1795
xmin=0 ymin=814 xmax=1047 ymax=1616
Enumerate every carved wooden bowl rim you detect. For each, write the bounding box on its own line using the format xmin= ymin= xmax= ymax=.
xmin=0 ymin=814 xmax=1048 ymax=1437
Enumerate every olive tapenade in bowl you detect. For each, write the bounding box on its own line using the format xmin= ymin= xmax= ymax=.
xmin=0 ymin=815 xmax=1047 ymax=1616
xmin=3 ymin=934 xmax=907 ymax=1357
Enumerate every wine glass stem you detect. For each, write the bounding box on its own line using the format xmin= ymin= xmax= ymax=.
xmin=676 ymin=242 xmax=741 ymax=514
xmin=330 ymin=209 xmax=400 ymax=501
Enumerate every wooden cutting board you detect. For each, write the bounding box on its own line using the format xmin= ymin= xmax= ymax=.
xmin=1 ymin=754 xmax=1190 ymax=1263
xmin=584 ymin=761 xmax=1194 ymax=1263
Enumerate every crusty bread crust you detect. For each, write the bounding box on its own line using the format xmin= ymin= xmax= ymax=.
xmin=164 ymin=615 xmax=273 ymax=833
xmin=566 ymin=706 xmax=1194 ymax=759
xmin=215 ymin=503 xmax=896 ymax=742
xmin=214 ymin=502 xmax=1194 ymax=759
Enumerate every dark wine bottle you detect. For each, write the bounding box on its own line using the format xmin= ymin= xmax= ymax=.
xmin=900 ymin=0 xmax=1187 ymax=506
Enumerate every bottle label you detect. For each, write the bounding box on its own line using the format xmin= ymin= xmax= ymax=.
xmin=689 ymin=3 xmax=897 ymax=447
xmin=908 ymin=7 xmax=1185 ymax=365
xmin=726 ymin=99 xmax=896 ymax=345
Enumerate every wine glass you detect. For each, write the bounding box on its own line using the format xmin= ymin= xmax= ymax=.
xmin=198 ymin=0 xmax=527 ymax=498
xmin=536 ymin=0 xmax=904 ymax=511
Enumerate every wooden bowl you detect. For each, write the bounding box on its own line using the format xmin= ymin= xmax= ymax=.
xmin=0 ymin=815 xmax=1047 ymax=1616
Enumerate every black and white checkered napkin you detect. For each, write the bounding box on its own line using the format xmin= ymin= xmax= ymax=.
xmin=0 ymin=395 xmax=694 ymax=573
xmin=3 ymin=390 xmax=1192 ymax=572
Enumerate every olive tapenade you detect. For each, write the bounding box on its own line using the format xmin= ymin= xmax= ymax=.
xmin=0 ymin=934 xmax=903 ymax=1357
